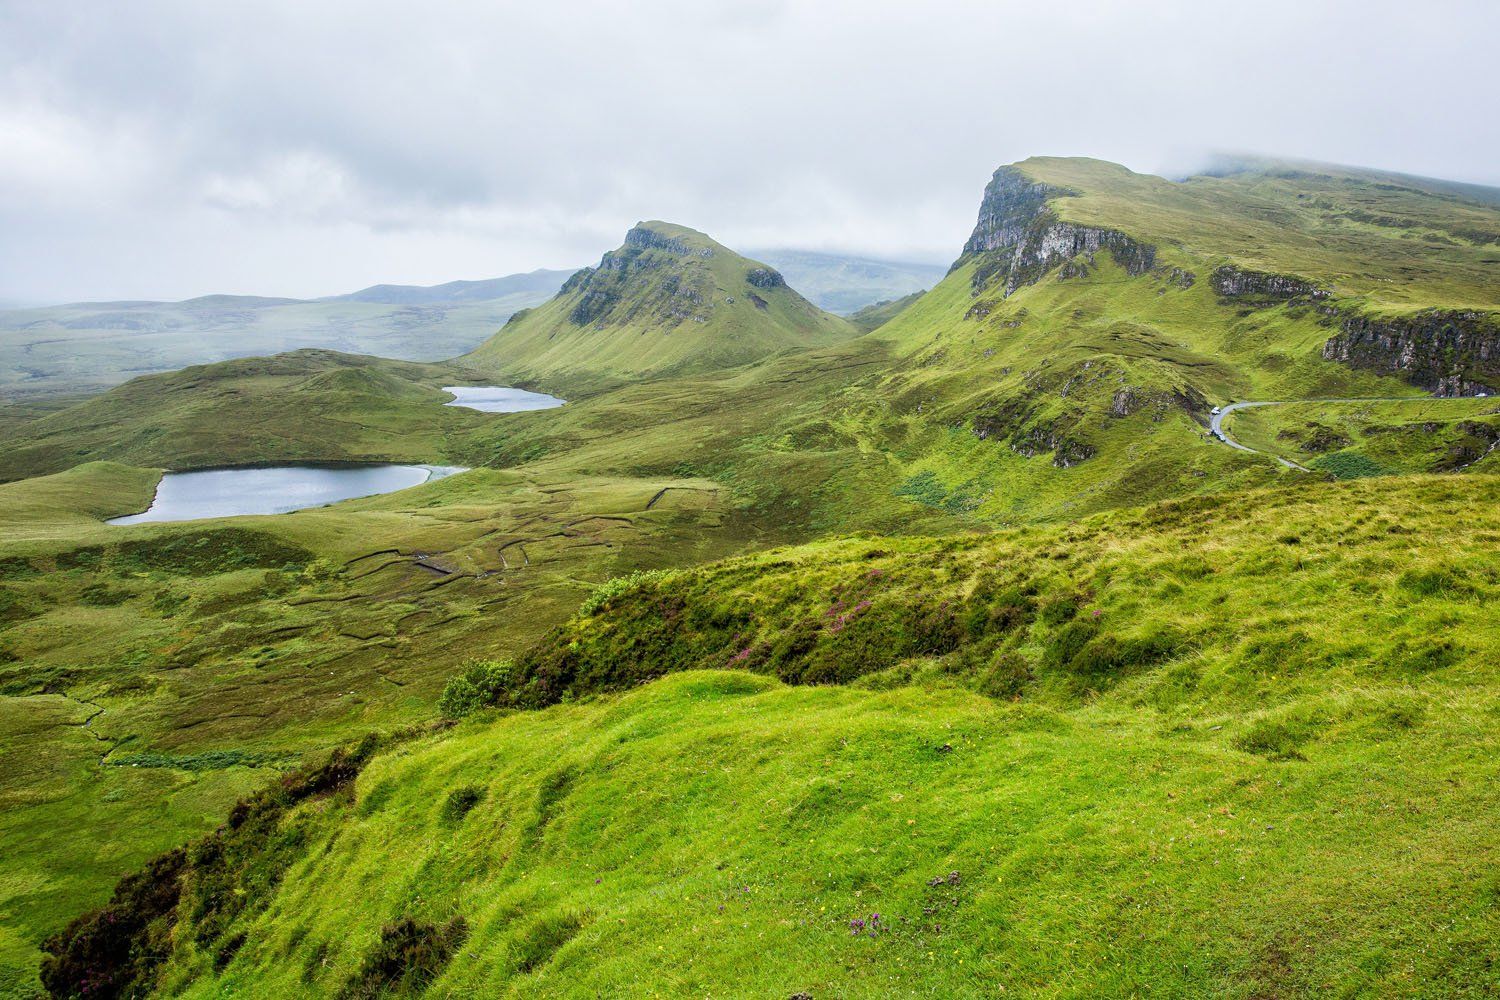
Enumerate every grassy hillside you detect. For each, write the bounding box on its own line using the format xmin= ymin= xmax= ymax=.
xmin=848 ymin=291 xmax=924 ymax=333
xmin=1225 ymin=397 xmax=1500 ymax=477
xmin=0 ymin=351 xmax=505 ymax=482
xmin=4 ymin=155 xmax=1500 ymax=996
xmin=464 ymin=223 xmax=858 ymax=392
xmin=54 ymin=473 xmax=1500 ymax=998
xmin=1018 ymin=156 xmax=1500 ymax=310
xmin=0 ymin=272 xmax=573 ymax=400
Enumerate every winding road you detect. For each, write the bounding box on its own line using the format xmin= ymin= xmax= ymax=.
xmin=1208 ymin=395 xmax=1494 ymax=472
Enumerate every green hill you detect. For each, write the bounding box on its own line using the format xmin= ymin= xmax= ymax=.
xmin=3 ymin=155 xmax=1500 ymax=997
xmin=0 ymin=350 xmax=500 ymax=482
xmin=464 ymin=222 xmax=858 ymax=392
xmin=44 ymin=474 xmax=1500 ymax=998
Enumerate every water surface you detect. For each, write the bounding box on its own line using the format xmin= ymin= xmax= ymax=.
xmin=443 ymin=385 xmax=565 ymax=412
xmin=109 ymin=464 xmax=465 ymax=524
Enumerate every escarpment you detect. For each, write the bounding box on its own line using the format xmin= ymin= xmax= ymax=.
xmin=1211 ymin=265 xmax=1330 ymax=302
xmin=1322 ymin=309 xmax=1499 ymax=396
xmin=960 ymin=166 xmax=1156 ymax=296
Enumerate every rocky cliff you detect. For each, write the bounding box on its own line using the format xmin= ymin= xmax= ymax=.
xmin=1211 ymin=265 xmax=1330 ymax=302
xmin=960 ymin=166 xmax=1156 ymax=296
xmin=1322 ymin=309 xmax=1499 ymax=396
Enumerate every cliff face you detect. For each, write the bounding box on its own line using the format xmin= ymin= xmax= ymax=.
xmin=1322 ymin=309 xmax=1499 ymax=396
xmin=561 ymin=225 xmax=716 ymax=327
xmin=961 ymin=167 xmax=1156 ymax=296
xmin=1211 ymin=266 xmax=1330 ymax=302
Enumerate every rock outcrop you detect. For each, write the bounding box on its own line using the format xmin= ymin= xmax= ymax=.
xmin=960 ymin=167 xmax=1156 ymax=297
xmin=1210 ymin=266 xmax=1329 ymax=302
xmin=1322 ymin=309 xmax=1499 ymax=396
xmin=563 ymin=229 xmax=715 ymax=327
xmin=745 ymin=267 xmax=786 ymax=289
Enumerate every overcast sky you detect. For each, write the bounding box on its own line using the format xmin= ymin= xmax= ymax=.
xmin=2 ymin=0 xmax=1497 ymax=304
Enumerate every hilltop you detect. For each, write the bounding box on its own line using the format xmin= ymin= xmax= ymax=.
xmin=464 ymin=222 xmax=858 ymax=391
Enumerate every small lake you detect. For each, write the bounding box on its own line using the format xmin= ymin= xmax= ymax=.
xmin=443 ymin=386 xmax=565 ymax=412
xmin=109 ymin=464 xmax=466 ymax=525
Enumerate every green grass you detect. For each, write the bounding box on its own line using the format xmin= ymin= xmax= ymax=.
xmin=66 ymin=473 xmax=1500 ymax=998
xmin=1227 ymin=398 xmax=1500 ymax=476
xmin=464 ymin=222 xmax=859 ymax=394
xmin=4 ymin=157 xmax=1500 ymax=996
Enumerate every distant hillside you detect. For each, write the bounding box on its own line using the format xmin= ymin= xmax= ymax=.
xmin=466 ymin=223 xmax=859 ymax=391
xmin=0 ymin=271 xmax=574 ymax=400
xmin=744 ymin=248 xmax=947 ymax=314
xmin=848 ymin=290 xmax=924 ymax=332
xmin=331 ymin=268 xmax=577 ymax=305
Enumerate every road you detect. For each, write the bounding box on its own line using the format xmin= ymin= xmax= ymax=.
xmin=1208 ymin=395 xmax=1493 ymax=472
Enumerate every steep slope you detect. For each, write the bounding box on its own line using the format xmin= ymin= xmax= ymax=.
xmin=465 ymin=222 xmax=858 ymax=392
xmin=56 ymin=474 xmax=1500 ymax=998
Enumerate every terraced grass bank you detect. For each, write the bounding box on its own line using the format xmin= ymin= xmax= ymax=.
xmin=54 ymin=474 xmax=1500 ymax=998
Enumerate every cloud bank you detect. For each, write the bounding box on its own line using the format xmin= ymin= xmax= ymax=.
xmin=2 ymin=0 xmax=1496 ymax=302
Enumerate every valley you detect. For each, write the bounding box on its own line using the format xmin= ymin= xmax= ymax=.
xmin=1 ymin=155 xmax=1497 ymax=998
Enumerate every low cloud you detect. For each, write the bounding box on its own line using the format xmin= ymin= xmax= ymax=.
xmin=2 ymin=0 xmax=1496 ymax=302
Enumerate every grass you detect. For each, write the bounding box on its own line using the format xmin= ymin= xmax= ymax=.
xmin=3 ymin=156 xmax=1500 ymax=995
xmin=464 ymin=222 xmax=859 ymax=394
xmin=1226 ymin=397 xmax=1500 ymax=476
xmin=72 ymin=473 xmax=1500 ymax=998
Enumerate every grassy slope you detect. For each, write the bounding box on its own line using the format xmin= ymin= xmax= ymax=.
xmin=144 ymin=473 xmax=1500 ymax=998
xmin=1020 ymin=156 xmax=1500 ymax=311
xmin=1227 ymin=398 xmax=1500 ymax=477
xmin=464 ymin=222 xmax=858 ymax=393
xmin=6 ymin=158 xmax=1500 ymax=994
xmin=0 ymin=351 xmax=512 ymax=482
xmin=847 ymin=291 xmax=924 ymax=333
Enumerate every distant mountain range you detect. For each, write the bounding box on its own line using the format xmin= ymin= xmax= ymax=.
xmin=0 ymin=253 xmax=944 ymax=399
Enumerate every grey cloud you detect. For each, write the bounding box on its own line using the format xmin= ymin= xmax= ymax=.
xmin=2 ymin=0 xmax=1497 ymax=302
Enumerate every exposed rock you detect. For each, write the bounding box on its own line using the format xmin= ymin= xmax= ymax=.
xmin=1275 ymin=423 xmax=1353 ymax=454
xmin=621 ymin=225 xmax=711 ymax=256
xmin=1210 ymin=265 xmax=1330 ymax=302
xmin=1322 ymin=309 xmax=1499 ymax=396
xmin=960 ymin=166 xmax=1156 ymax=297
xmin=745 ymin=267 xmax=786 ymax=289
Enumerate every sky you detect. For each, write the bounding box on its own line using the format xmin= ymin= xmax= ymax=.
xmin=2 ymin=0 xmax=1497 ymax=304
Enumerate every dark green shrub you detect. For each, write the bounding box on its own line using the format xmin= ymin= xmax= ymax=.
xmin=339 ymin=915 xmax=468 ymax=999
xmin=39 ymin=849 xmax=187 ymax=1000
xmin=438 ymin=660 xmax=520 ymax=718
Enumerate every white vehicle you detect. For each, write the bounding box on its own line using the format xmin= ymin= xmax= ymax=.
xmin=1210 ymin=405 xmax=1221 ymax=415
